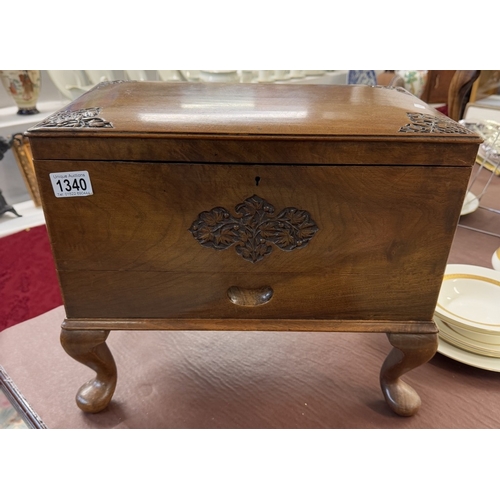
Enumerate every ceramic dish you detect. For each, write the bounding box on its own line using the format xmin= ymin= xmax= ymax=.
xmin=435 ymin=315 xmax=500 ymax=346
xmin=85 ymin=70 xmax=116 ymax=85
xmin=199 ymin=70 xmax=239 ymax=83
xmin=460 ymin=191 xmax=479 ymax=215
xmin=157 ymin=70 xmax=184 ymax=82
xmin=492 ymin=247 xmax=500 ymax=271
xmin=437 ymin=337 xmax=500 ymax=372
xmin=435 ymin=316 xmax=500 ymax=358
xmin=124 ymin=70 xmax=148 ymax=81
xmin=435 ymin=264 xmax=500 ymax=334
xmin=47 ymin=70 xmax=90 ymax=100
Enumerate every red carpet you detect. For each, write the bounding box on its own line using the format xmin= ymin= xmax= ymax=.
xmin=0 ymin=225 xmax=63 ymax=331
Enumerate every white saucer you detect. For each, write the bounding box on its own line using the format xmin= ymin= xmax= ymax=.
xmin=437 ymin=337 xmax=500 ymax=372
xmin=461 ymin=191 xmax=479 ymax=215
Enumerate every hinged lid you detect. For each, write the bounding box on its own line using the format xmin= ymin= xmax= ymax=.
xmin=26 ymin=81 xmax=482 ymax=166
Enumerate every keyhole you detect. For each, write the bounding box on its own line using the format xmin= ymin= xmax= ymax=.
xmin=255 ymin=176 xmax=261 ymax=186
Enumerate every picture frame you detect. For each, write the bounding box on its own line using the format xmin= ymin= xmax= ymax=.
xmin=10 ymin=133 xmax=42 ymax=207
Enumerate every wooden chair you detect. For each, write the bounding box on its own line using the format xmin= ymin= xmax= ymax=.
xmin=469 ymin=70 xmax=500 ymax=103
xmin=376 ymin=71 xmax=405 ymax=87
xmin=447 ymin=70 xmax=481 ymax=121
xmin=420 ymin=70 xmax=456 ymax=104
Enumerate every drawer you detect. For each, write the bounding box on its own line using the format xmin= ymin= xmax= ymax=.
xmin=60 ymin=267 xmax=450 ymax=321
xmin=37 ymin=161 xmax=470 ymax=281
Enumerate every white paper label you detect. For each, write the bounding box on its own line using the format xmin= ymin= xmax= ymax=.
xmin=49 ymin=171 xmax=93 ymax=198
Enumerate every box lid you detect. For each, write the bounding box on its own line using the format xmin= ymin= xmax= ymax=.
xmin=26 ymin=81 xmax=482 ymax=166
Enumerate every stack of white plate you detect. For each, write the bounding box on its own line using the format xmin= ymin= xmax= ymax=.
xmin=434 ymin=264 xmax=500 ymax=371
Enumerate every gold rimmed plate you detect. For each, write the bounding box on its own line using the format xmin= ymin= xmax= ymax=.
xmin=435 ymin=316 xmax=500 ymax=358
xmin=435 ymin=264 xmax=500 ymax=334
xmin=461 ymin=191 xmax=479 ymax=216
xmin=435 ymin=315 xmax=500 ymax=346
xmin=437 ymin=337 xmax=500 ymax=372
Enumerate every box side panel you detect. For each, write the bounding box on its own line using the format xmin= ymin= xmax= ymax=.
xmin=28 ymin=136 xmax=480 ymax=167
xmin=34 ymin=161 xmax=472 ymax=321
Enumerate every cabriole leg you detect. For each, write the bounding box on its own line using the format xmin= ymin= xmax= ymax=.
xmin=60 ymin=328 xmax=117 ymax=413
xmin=380 ymin=333 xmax=437 ymax=417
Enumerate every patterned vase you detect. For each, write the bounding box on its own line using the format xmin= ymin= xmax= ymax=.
xmin=0 ymin=70 xmax=41 ymax=115
xmin=347 ymin=70 xmax=377 ymax=85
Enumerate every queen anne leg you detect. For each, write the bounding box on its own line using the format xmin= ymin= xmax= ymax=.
xmin=380 ymin=333 xmax=438 ymax=417
xmin=60 ymin=328 xmax=117 ymax=413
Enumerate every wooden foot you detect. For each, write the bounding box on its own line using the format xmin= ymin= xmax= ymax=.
xmin=60 ymin=328 xmax=117 ymax=413
xmin=380 ymin=333 xmax=437 ymax=417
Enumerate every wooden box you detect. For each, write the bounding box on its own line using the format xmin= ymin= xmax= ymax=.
xmin=27 ymin=82 xmax=481 ymax=417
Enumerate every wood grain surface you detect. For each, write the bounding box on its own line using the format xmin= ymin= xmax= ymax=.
xmin=26 ymin=82 xmax=477 ymax=137
xmin=35 ymin=160 xmax=471 ymax=321
xmin=1 ymin=166 xmax=498 ymax=427
xmin=27 ymin=82 xmax=482 ymax=166
xmin=26 ymin=82 xmax=481 ymax=416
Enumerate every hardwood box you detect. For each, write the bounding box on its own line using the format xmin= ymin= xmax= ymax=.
xmin=27 ymin=82 xmax=481 ymax=417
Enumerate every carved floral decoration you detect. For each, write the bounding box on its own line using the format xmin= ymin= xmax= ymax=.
xmin=93 ymin=80 xmax=128 ymax=89
xmin=370 ymin=85 xmax=413 ymax=96
xmin=33 ymin=107 xmax=113 ymax=128
xmin=189 ymin=195 xmax=319 ymax=263
xmin=399 ymin=112 xmax=472 ymax=134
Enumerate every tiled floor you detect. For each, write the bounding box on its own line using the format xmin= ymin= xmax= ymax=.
xmin=0 ymin=388 xmax=28 ymax=429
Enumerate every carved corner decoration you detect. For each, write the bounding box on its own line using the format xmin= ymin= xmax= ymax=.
xmin=399 ymin=112 xmax=472 ymax=134
xmin=371 ymin=85 xmax=414 ymax=96
xmin=395 ymin=86 xmax=414 ymax=96
xmin=74 ymin=80 xmax=131 ymax=101
xmin=93 ymin=80 xmax=128 ymax=90
xmin=33 ymin=107 xmax=113 ymax=129
xmin=189 ymin=195 xmax=319 ymax=263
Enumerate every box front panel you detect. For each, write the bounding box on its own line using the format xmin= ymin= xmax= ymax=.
xmin=35 ymin=160 xmax=471 ymax=321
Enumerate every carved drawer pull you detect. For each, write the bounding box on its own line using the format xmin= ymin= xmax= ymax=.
xmin=227 ymin=285 xmax=274 ymax=306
